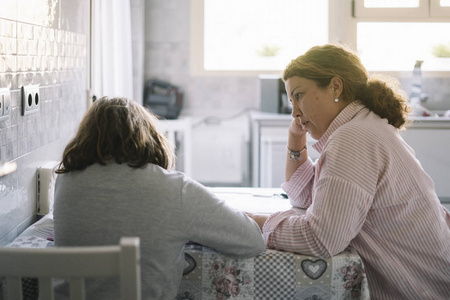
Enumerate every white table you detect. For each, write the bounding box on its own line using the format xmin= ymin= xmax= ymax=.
xmin=209 ymin=187 xmax=291 ymax=213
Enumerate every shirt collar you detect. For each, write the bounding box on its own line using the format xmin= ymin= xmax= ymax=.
xmin=313 ymin=101 xmax=366 ymax=153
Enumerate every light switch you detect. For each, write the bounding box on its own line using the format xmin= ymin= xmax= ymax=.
xmin=22 ymin=85 xmax=40 ymax=116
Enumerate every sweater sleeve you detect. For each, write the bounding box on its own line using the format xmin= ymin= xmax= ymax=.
xmin=281 ymin=158 xmax=315 ymax=209
xmin=181 ymin=177 xmax=265 ymax=258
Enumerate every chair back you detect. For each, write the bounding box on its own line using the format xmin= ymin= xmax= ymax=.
xmin=0 ymin=237 xmax=141 ymax=300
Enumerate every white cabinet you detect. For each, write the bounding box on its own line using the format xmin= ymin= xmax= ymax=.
xmin=400 ymin=126 xmax=450 ymax=202
xmin=259 ymin=126 xmax=319 ymax=187
xmin=250 ymin=112 xmax=318 ymax=188
xmin=158 ymin=118 xmax=192 ymax=176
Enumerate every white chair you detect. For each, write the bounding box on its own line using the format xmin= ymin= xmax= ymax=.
xmin=0 ymin=237 xmax=141 ymax=300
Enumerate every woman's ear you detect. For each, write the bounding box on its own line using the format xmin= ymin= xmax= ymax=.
xmin=330 ymin=77 xmax=343 ymax=97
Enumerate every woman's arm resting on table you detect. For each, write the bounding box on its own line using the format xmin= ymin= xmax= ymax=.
xmin=266 ymin=178 xmax=372 ymax=257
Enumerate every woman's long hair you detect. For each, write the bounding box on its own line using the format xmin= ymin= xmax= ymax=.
xmin=56 ymin=97 xmax=174 ymax=173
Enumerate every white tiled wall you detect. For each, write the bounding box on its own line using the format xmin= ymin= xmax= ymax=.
xmin=0 ymin=0 xmax=88 ymax=245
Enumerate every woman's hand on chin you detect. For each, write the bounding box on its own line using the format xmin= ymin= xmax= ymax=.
xmin=289 ymin=118 xmax=307 ymax=137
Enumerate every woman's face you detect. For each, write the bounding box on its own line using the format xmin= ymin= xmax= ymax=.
xmin=285 ymin=76 xmax=345 ymax=140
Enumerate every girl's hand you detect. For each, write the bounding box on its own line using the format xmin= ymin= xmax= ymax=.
xmin=245 ymin=212 xmax=270 ymax=232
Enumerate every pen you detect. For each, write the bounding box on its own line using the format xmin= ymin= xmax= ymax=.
xmin=253 ymin=193 xmax=288 ymax=199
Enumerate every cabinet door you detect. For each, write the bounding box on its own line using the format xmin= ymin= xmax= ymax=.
xmin=260 ymin=134 xmax=288 ymax=188
xmin=260 ymin=127 xmax=318 ymax=188
xmin=400 ymin=128 xmax=450 ymax=202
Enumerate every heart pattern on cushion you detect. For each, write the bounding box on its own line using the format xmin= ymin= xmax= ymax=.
xmin=301 ymin=259 xmax=327 ymax=279
xmin=183 ymin=253 xmax=197 ymax=275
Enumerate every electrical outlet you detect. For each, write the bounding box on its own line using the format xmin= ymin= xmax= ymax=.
xmin=22 ymin=85 xmax=40 ymax=116
xmin=0 ymin=87 xmax=11 ymax=122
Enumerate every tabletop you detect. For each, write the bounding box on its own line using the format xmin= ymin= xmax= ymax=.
xmin=208 ymin=187 xmax=292 ymax=214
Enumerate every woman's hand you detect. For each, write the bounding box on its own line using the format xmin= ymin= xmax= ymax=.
xmin=286 ymin=118 xmax=308 ymax=182
xmin=245 ymin=212 xmax=270 ymax=232
xmin=289 ymin=117 xmax=307 ymax=137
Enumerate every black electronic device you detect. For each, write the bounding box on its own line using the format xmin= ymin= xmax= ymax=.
xmin=259 ymin=75 xmax=291 ymax=114
xmin=143 ymin=79 xmax=183 ymax=119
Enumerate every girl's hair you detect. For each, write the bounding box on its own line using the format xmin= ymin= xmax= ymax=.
xmin=56 ymin=97 xmax=174 ymax=173
xmin=283 ymin=44 xmax=411 ymax=129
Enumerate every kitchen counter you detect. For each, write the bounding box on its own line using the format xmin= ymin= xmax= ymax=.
xmin=250 ymin=111 xmax=450 ymax=202
xmin=408 ymin=116 xmax=450 ymax=129
xmin=250 ymin=111 xmax=450 ymax=128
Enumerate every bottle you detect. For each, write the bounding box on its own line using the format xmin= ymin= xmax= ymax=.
xmin=410 ymin=60 xmax=432 ymax=117
xmin=410 ymin=60 xmax=423 ymax=105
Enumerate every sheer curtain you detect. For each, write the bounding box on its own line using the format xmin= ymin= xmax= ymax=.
xmin=91 ymin=0 xmax=134 ymax=101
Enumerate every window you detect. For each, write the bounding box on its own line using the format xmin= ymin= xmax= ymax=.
xmin=364 ymin=0 xmax=420 ymax=8
xmin=354 ymin=0 xmax=450 ymax=72
xmin=353 ymin=0 xmax=428 ymax=17
xmin=191 ymin=0 xmax=329 ymax=75
xmin=357 ymin=22 xmax=450 ymax=71
xmin=191 ymin=0 xmax=450 ymax=75
xmin=203 ymin=0 xmax=328 ymax=72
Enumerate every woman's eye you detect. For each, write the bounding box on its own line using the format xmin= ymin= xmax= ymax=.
xmin=295 ymin=93 xmax=302 ymax=100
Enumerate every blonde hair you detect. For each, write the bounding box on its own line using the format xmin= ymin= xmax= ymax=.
xmin=283 ymin=44 xmax=411 ymax=129
xmin=56 ymin=97 xmax=174 ymax=173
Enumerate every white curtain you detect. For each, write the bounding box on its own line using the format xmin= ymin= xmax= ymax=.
xmin=92 ymin=0 xmax=134 ymax=100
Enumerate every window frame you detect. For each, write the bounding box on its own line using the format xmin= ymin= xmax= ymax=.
xmin=353 ymin=0 xmax=450 ymax=77
xmin=354 ymin=0 xmax=450 ymax=17
xmin=190 ymin=0 xmax=450 ymax=77
xmin=430 ymin=0 xmax=450 ymax=16
xmin=353 ymin=0 xmax=430 ymax=18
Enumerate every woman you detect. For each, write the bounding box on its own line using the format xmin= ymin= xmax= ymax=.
xmin=248 ymin=44 xmax=450 ymax=299
xmin=53 ymin=97 xmax=265 ymax=299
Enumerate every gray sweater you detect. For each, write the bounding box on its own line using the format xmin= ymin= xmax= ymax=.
xmin=53 ymin=163 xmax=265 ymax=299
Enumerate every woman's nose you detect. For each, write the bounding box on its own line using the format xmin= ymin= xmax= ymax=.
xmin=291 ymin=104 xmax=302 ymax=118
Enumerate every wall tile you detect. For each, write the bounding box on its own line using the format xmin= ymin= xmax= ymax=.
xmin=0 ymin=0 xmax=88 ymax=245
xmin=17 ymin=0 xmax=60 ymax=28
xmin=146 ymin=7 xmax=189 ymax=43
xmin=0 ymin=0 xmax=17 ymax=20
xmin=146 ymin=0 xmax=189 ymax=11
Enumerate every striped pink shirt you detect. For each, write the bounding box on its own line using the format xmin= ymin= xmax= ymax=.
xmin=263 ymin=101 xmax=450 ymax=299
